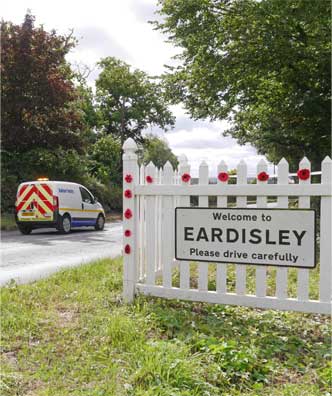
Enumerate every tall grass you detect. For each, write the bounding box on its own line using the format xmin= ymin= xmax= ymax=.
xmin=1 ymin=257 xmax=330 ymax=396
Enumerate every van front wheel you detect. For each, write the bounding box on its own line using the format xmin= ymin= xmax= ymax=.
xmin=95 ymin=214 xmax=105 ymax=231
xmin=58 ymin=215 xmax=71 ymax=234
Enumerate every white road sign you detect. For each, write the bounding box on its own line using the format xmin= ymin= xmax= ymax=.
xmin=175 ymin=208 xmax=316 ymax=268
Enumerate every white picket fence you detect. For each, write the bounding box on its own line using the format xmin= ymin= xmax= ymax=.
xmin=122 ymin=138 xmax=332 ymax=314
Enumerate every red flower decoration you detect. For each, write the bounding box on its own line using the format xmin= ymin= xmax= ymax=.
xmin=218 ymin=172 xmax=229 ymax=182
xmin=124 ymin=244 xmax=131 ymax=254
xmin=181 ymin=173 xmax=191 ymax=183
xmin=146 ymin=175 xmax=153 ymax=184
xmin=124 ymin=208 xmax=133 ymax=219
xmin=257 ymin=171 xmax=269 ymax=182
xmin=124 ymin=174 xmax=133 ymax=183
xmin=124 ymin=189 xmax=132 ymax=199
xmin=297 ymin=168 xmax=310 ymax=181
xmin=124 ymin=229 xmax=131 ymax=237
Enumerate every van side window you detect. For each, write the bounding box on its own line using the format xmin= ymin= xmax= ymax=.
xmin=80 ymin=187 xmax=93 ymax=204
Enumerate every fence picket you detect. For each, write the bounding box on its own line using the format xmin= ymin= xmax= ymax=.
xmin=255 ymin=159 xmax=268 ymax=297
xmin=145 ymin=162 xmax=157 ymax=285
xmin=134 ymin=184 xmax=328 ymax=196
xmin=216 ymin=160 xmax=228 ymax=294
xmin=235 ymin=160 xmax=247 ymax=295
xmin=297 ymin=157 xmax=311 ymax=301
xmin=179 ymin=156 xmax=191 ymax=289
xmin=139 ymin=165 xmax=145 ymax=281
xmin=276 ymin=158 xmax=289 ymax=299
xmin=320 ymin=156 xmax=332 ymax=302
xmin=135 ymin=181 xmax=140 ymax=282
xmin=162 ymin=161 xmax=174 ymax=288
xmin=198 ymin=161 xmax=209 ymax=291
xmin=157 ymin=168 xmax=163 ymax=273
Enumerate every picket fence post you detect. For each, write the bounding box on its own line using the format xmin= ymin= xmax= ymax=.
xmin=320 ymin=156 xmax=332 ymax=302
xmin=145 ymin=162 xmax=157 ymax=285
xmin=122 ymin=138 xmax=138 ymax=302
xmin=276 ymin=158 xmax=289 ymax=299
xmin=162 ymin=161 xmax=174 ymax=288
xmin=179 ymin=154 xmax=191 ymax=289
xmin=236 ymin=160 xmax=247 ymax=295
xmin=297 ymin=157 xmax=311 ymax=301
xmin=256 ymin=159 xmax=268 ymax=297
xmin=198 ymin=160 xmax=209 ymax=291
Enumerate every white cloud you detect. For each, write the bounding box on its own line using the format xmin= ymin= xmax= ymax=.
xmin=164 ymin=127 xmax=273 ymax=176
xmin=2 ymin=0 xmax=176 ymax=76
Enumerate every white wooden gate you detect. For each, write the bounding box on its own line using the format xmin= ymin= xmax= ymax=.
xmin=122 ymin=138 xmax=331 ymax=314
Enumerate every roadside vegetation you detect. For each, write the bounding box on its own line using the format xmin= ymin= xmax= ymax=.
xmin=1 ymin=13 xmax=177 ymax=217
xmin=156 ymin=0 xmax=331 ymax=171
xmin=1 ymin=258 xmax=330 ymax=395
xmin=0 ymin=214 xmax=16 ymax=231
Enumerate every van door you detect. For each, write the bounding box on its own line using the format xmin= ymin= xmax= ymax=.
xmin=16 ymin=182 xmax=54 ymax=222
xmin=75 ymin=186 xmax=98 ymax=227
xmin=35 ymin=182 xmax=54 ymax=221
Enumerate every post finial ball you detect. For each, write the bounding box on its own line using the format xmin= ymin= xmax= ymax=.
xmin=123 ymin=138 xmax=138 ymax=151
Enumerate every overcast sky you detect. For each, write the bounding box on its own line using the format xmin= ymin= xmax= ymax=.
xmin=2 ymin=0 xmax=274 ymax=176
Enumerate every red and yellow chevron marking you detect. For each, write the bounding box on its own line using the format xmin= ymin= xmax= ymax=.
xmin=16 ymin=183 xmax=54 ymax=220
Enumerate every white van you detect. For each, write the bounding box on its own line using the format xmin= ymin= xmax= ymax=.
xmin=15 ymin=180 xmax=105 ymax=235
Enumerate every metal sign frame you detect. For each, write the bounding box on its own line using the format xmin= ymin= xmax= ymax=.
xmin=175 ymin=207 xmax=317 ymax=269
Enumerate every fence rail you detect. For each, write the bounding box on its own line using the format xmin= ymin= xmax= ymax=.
xmin=134 ymin=184 xmax=330 ymax=196
xmin=122 ymin=138 xmax=332 ymax=314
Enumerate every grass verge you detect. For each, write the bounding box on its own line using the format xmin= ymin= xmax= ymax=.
xmin=105 ymin=211 xmax=122 ymax=223
xmin=1 ymin=257 xmax=331 ymax=396
xmin=1 ymin=214 xmax=17 ymax=231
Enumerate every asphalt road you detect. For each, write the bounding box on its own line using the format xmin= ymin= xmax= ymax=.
xmin=0 ymin=221 xmax=123 ymax=286
xmin=0 ymin=204 xmax=277 ymax=287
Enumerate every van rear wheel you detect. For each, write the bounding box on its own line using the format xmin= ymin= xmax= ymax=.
xmin=95 ymin=214 xmax=105 ymax=231
xmin=58 ymin=214 xmax=71 ymax=234
xmin=18 ymin=224 xmax=32 ymax=235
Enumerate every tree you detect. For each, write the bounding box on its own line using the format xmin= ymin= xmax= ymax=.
xmin=88 ymin=135 xmax=122 ymax=186
xmin=139 ymin=134 xmax=178 ymax=169
xmin=74 ymin=65 xmax=99 ymax=143
xmin=155 ymin=0 xmax=331 ymax=169
xmin=1 ymin=13 xmax=92 ymax=212
xmin=95 ymin=57 xmax=175 ymax=145
xmin=2 ymin=148 xmax=88 ymax=182
xmin=1 ymin=13 xmax=86 ymax=153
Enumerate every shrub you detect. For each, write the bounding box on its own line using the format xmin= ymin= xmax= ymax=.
xmin=1 ymin=173 xmax=18 ymax=213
